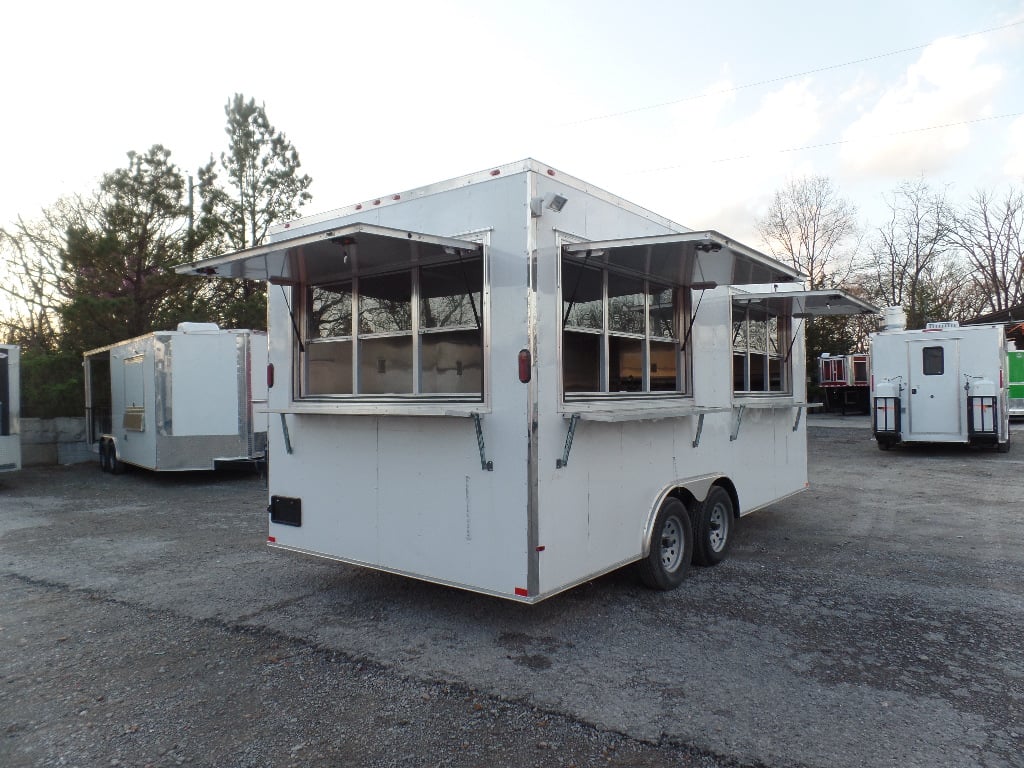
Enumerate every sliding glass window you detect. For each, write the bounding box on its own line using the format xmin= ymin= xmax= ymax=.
xmin=562 ymin=258 xmax=685 ymax=397
xmin=302 ymin=255 xmax=483 ymax=399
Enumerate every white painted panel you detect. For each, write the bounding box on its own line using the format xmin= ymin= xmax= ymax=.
xmin=171 ymin=334 xmax=240 ymax=436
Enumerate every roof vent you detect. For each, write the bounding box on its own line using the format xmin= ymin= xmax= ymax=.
xmin=177 ymin=322 xmax=221 ymax=333
xmin=925 ymin=321 xmax=959 ymax=330
xmin=880 ymin=306 xmax=907 ymax=331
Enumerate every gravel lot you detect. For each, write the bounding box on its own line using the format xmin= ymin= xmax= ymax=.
xmin=1 ymin=416 xmax=1023 ymax=768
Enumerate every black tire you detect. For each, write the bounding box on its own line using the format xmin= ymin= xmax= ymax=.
xmin=997 ymin=433 xmax=1011 ymax=453
xmin=876 ymin=438 xmax=893 ymax=451
xmin=108 ymin=443 xmax=125 ymax=475
xmin=694 ymin=486 xmax=734 ymax=566
xmin=99 ymin=441 xmax=111 ymax=472
xmin=637 ymin=498 xmax=693 ymax=591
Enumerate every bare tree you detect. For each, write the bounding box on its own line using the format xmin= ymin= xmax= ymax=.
xmin=864 ymin=178 xmax=955 ymax=328
xmin=947 ymin=186 xmax=1024 ymax=314
xmin=756 ymin=175 xmax=860 ymax=289
xmin=0 ymin=196 xmax=96 ymax=349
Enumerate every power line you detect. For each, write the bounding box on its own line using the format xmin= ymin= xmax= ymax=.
xmin=563 ymin=19 xmax=1024 ymax=127
xmin=633 ymin=111 xmax=1024 ymax=174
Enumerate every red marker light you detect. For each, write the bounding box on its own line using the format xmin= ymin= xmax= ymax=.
xmin=490 ymin=169 xmax=501 ymax=176
xmin=267 ymin=536 xmax=276 ymax=543
xmin=518 ymin=349 xmax=531 ymax=383
xmin=514 ymin=587 xmax=528 ymax=597
xmin=267 ymin=363 xmax=275 ymax=388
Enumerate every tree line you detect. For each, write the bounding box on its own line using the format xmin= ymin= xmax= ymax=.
xmin=1 ymin=96 xmax=1021 ymax=415
xmin=756 ymin=175 xmax=1023 ymax=384
xmin=0 ymin=94 xmax=312 ymax=415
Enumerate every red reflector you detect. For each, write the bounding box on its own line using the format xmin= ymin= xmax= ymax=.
xmin=514 ymin=587 xmax=528 ymax=597
xmin=355 ymin=203 xmax=362 ymax=210
xmin=373 ymin=199 xmax=381 ymax=205
xmin=490 ymin=169 xmax=501 ymax=176
xmin=547 ymin=169 xmax=555 ymax=175
xmin=267 ymin=362 xmax=274 ymax=388
xmin=518 ymin=348 xmax=531 ymax=383
xmin=392 ymin=194 xmax=401 ymax=200
xmin=536 ymin=545 xmax=545 ymax=552
xmin=267 ymin=536 xmax=276 ymax=543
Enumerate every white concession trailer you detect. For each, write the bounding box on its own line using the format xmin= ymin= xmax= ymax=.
xmin=0 ymin=344 xmax=20 ymax=473
xmin=83 ymin=325 xmax=268 ymax=472
xmin=870 ymin=319 xmax=1011 ymax=451
xmin=179 ymin=159 xmax=875 ymax=602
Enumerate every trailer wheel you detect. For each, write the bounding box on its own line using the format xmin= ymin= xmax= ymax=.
xmin=694 ymin=486 xmax=734 ymax=566
xmin=637 ymin=498 xmax=693 ymax=590
xmin=997 ymin=434 xmax=1011 ymax=453
xmin=99 ymin=441 xmax=111 ymax=472
xmin=876 ymin=438 xmax=893 ymax=451
xmin=108 ymin=444 xmax=124 ymax=475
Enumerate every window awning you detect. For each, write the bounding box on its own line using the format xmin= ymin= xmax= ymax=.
xmin=175 ymin=223 xmax=482 ymax=284
xmin=731 ymin=289 xmax=879 ymax=317
xmin=561 ymin=230 xmax=803 ymax=287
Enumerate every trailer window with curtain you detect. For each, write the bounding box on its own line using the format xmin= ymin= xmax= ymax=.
xmin=731 ymin=299 xmax=790 ymax=394
xmin=301 ymin=254 xmax=484 ymax=399
xmin=561 ymin=257 xmax=687 ymax=397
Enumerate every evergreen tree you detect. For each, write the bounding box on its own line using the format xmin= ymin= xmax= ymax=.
xmin=195 ymin=94 xmax=313 ymax=329
xmin=57 ymin=145 xmax=206 ymax=353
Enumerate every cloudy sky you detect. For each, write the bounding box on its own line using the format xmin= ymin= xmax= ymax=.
xmin=2 ymin=0 xmax=1022 ymax=253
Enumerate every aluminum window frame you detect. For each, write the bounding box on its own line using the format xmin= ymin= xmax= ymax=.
xmin=560 ymin=255 xmax=690 ymax=400
xmin=297 ymin=249 xmax=486 ymax=401
xmin=731 ymin=299 xmax=792 ymax=395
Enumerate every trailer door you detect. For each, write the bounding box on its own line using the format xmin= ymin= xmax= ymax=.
xmin=907 ymin=339 xmax=961 ymax=438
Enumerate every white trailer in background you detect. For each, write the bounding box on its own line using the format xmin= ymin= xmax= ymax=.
xmin=870 ymin=320 xmax=1011 ymax=451
xmin=83 ymin=324 xmax=268 ymax=472
xmin=0 ymin=344 xmax=20 ymax=473
xmin=179 ymin=159 xmax=875 ymax=603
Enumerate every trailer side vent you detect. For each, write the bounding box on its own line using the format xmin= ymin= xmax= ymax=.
xmin=270 ymin=496 xmax=302 ymax=527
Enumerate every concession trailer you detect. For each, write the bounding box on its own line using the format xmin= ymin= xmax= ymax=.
xmin=179 ymin=159 xmax=875 ymax=602
xmin=817 ymin=352 xmax=870 ymax=414
xmin=870 ymin=318 xmax=1011 ymax=451
xmin=0 ymin=344 xmax=20 ymax=473
xmin=83 ymin=324 xmax=268 ymax=472
xmin=1008 ymin=346 xmax=1024 ymax=417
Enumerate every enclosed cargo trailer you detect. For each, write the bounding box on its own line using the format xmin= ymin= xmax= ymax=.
xmin=179 ymin=159 xmax=875 ymax=602
xmin=870 ymin=320 xmax=1010 ymax=451
xmin=83 ymin=325 xmax=268 ymax=472
xmin=0 ymin=344 xmax=20 ymax=473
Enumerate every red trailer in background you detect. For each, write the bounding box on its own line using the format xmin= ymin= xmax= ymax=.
xmin=818 ymin=353 xmax=870 ymax=414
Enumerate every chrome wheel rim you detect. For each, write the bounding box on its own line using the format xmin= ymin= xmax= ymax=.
xmin=707 ymin=502 xmax=729 ymax=553
xmin=660 ymin=516 xmax=684 ymax=573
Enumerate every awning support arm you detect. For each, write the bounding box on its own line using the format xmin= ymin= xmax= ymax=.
xmin=556 ymin=414 xmax=580 ymax=469
xmin=730 ymin=405 xmax=746 ymax=442
xmin=279 ymin=413 xmax=294 ymax=454
xmin=784 ymin=317 xmax=805 ymax=363
xmin=280 ymin=284 xmax=305 ymax=353
xmin=680 ymin=288 xmax=707 ymax=353
xmin=473 ymin=413 xmax=493 ymax=471
xmin=692 ymin=412 xmax=706 ymax=448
